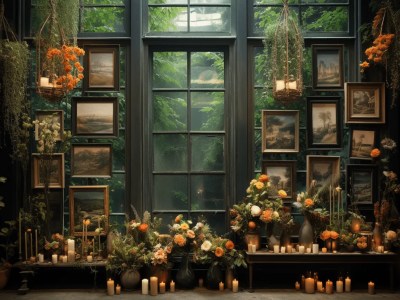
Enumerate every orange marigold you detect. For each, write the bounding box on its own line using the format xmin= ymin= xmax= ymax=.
xmin=330 ymin=231 xmax=339 ymax=240
xmin=258 ymin=174 xmax=269 ymax=182
xmin=370 ymin=148 xmax=381 ymax=158
xmin=180 ymin=223 xmax=189 ymax=230
xmin=215 ymin=247 xmax=224 ymax=257
xmin=260 ymin=209 xmax=273 ymax=223
xmin=138 ymin=223 xmax=148 ymax=233
xmin=304 ymin=198 xmax=314 ymax=207
xmin=174 ymin=234 xmax=186 ymax=247
xmin=225 ymin=240 xmax=234 ymax=250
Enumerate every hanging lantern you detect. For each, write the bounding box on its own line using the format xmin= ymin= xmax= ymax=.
xmin=350 ymin=218 xmax=361 ymax=233
xmin=271 ymin=0 xmax=303 ymax=101
xmin=36 ymin=0 xmax=84 ymax=101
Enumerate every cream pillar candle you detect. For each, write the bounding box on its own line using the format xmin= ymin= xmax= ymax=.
xmin=280 ymin=246 xmax=286 ymax=253
xmin=142 ymin=279 xmax=149 ymax=295
xmin=170 ymin=280 xmax=175 ymax=292
xmin=306 ymin=247 xmax=311 ymax=254
xmin=159 ymin=281 xmax=166 ymax=294
xmin=298 ymin=245 xmax=305 ymax=254
xmin=115 ymin=284 xmax=121 ymax=295
xmin=38 ymin=253 xmax=44 ymax=263
xmin=68 ymin=250 xmax=75 ymax=262
xmin=275 ymin=80 xmax=285 ymax=91
xmin=251 ymin=244 xmax=256 ymax=253
xmin=67 ymin=239 xmax=75 ymax=252
xmin=87 ymin=255 xmax=93 ymax=263
xmin=248 ymin=244 xmax=253 ymax=253
xmin=326 ymin=280 xmax=333 ymax=294
xmin=322 ymin=247 xmax=327 ymax=253
xmin=345 ymin=276 xmax=351 ymax=292
xmin=62 ymin=255 xmax=67 ymax=263
xmin=295 ymin=281 xmax=300 ymax=291
xmin=312 ymin=244 xmax=319 ymax=254
xmin=232 ymin=279 xmax=239 ymax=293
xmin=107 ymin=278 xmax=115 ymax=296
xmin=287 ymin=245 xmax=292 ymax=253
xmin=305 ymin=277 xmax=315 ymax=294
xmin=317 ymin=281 xmax=323 ymax=292
xmin=368 ymin=281 xmax=375 ymax=294
xmin=273 ymin=245 xmax=279 ymax=253
xmin=150 ymin=276 xmax=158 ymax=296
xmin=336 ymin=280 xmax=343 ymax=293
xmin=52 ymin=254 xmax=58 ymax=264
xmin=219 ymin=281 xmax=224 ymax=291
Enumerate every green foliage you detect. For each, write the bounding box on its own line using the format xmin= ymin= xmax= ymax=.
xmin=0 ymin=178 xmax=17 ymax=264
xmin=302 ymin=7 xmax=347 ymax=32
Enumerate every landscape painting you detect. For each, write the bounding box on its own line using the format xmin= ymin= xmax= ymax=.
xmin=347 ymin=165 xmax=377 ymax=206
xmin=306 ymin=156 xmax=340 ymax=191
xmin=71 ymin=144 xmax=112 ymax=178
xmin=312 ymin=45 xmax=343 ymax=90
xmin=262 ymin=110 xmax=299 ymax=153
xmin=350 ymin=129 xmax=375 ymax=159
xmin=262 ymin=161 xmax=296 ymax=201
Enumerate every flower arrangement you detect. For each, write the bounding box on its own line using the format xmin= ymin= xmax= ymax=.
xmin=44 ymin=233 xmax=64 ymax=255
xmin=356 ymin=236 xmax=368 ymax=251
xmin=230 ymin=174 xmax=286 ymax=237
xmin=320 ymin=230 xmax=339 ymax=242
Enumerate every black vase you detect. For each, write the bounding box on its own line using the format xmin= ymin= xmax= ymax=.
xmin=299 ymin=215 xmax=314 ymax=249
xmin=175 ymin=253 xmax=195 ymax=289
xmin=206 ymin=262 xmax=223 ymax=290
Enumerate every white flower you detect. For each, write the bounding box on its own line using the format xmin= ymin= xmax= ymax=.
xmin=195 ymin=222 xmax=204 ymax=228
xmin=273 ymin=211 xmax=279 ymax=219
xmin=130 ymin=222 xmax=139 ymax=228
xmin=172 ymin=223 xmax=181 ymax=231
xmin=250 ymin=179 xmax=257 ymax=185
xmin=251 ymin=205 xmax=262 ymax=217
xmin=267 ymin=182 xmax=271 ymax=187
xmin=201 ymin=240 xmax=212 ymax=251
xmin=297 ymin=194 xmax=302 ymax=202
xmin=246 ymin=188 xmax=251 ymax=193
xmin=231 ymin=225 xmax=240 ymax=232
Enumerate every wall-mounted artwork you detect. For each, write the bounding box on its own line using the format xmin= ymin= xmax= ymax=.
xmin=350 ymin=129 xmax=376 ymax=160
xmin=34 ymin=110 xmax=64 ymax=141
xmin=346 ymin=164 xmax=377 ymax=206
xmin=83 ymin=45 xmax=119 ymax=91
xmin=262 ymin=110 xmax=299 ymax=153
xmin=32 ymin=153 xmax=65 ymax=189
xmin=72 ymin=97 xmax=118 ymax=138
xmin=312 ymin=44 xmax=344 ymax=90
xmin=306 ymin=155 xmax=340 ymax=192
xmin=71 ymin=144 xmax=112 ymax=178
xmin=262 ymin=160 xmax=296 ymax=201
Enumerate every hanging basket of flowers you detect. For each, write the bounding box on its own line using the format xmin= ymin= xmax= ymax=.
xmin=35 ymin=0 xmax=84 ymax=102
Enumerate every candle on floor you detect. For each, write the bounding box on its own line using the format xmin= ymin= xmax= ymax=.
xmin=150 ymin=276 xmax=158 ymax=296
xmin=199 ymin=278 xmax=204 ymax=288
xmin=345 ymin=276 xmax=351 ymax=292
xmin=232 ymin=279 xmax=239 ymax=293
xmin=312 ymin=244 xmax=319 ymax=254
xmin=336 ymin=279 xmax=343 ymax=293
xmin=280 ymin=246 xmax=286 ymax=253
xmin=326 ymin=280 xmax=333 ymax=294
xmin=322 ymin=247 xmax=327 ymax=253
xmin=273 ymin=245 xmax=279 ymax=253
xmin=219 ymin=281 xmax=224 ymax=291
xmin=299 ymin=246 xmax=305 ymax=254
xmin=305 ymin=277 xmax=315 ymax=294
xmin=317 ymin=281 xmax=323 ymax=292
xmin=52 ymin=254 xmax=58 ymax=264
xmin=38 ymin=253 xmax=44 ymax=263
xmin=368 ymin=281 xmax=375 ymax=294
xmin=107 ymin=278 xmax=115 ymax=296
xmin=115 ymin=284 xmax=121 ymax=295
xmin=62 ymin=255 xmax=68 ymax=263
xmin=159 ymin=281 xmax=166 ymax=294
xmin=295 ymin=281 xmax=300 ymax=291
xmin=170 ymin=280 xmax=175 ymax=292
xmin=142 ymin=279 xmax=149 ymax=295
xmin=287 ymin=245 xmax=292 ymax=253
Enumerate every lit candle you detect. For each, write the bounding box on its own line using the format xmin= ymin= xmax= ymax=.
xmin=150 ymin=276 xmax=158 ymax=296
xmin=368 ymin=281 xmax=375 ymax=294
xmin=170 ymin=280 xmax=175 ymax=292
xmin=52 ymin=254 xmax=58 ymax=264
xmin=251 ymin=244 xmax=256 ymax=253
xmin=24 ymin=231 xmax=28 ymax=261
xmin=115 ymin=284 xmax=121 ymax=295
xmin=68 ymin=250 xmax=75 ymax=263
xmin=275 ymin=80 xmax=285 ymax=91
xmin=248 ymin=244 xmax=253 ymax=253
xmin=199 ymin=278 xmax=204 ymax=288
xmin=280 ymin=246 xmax=286 ymax=253
xmin=107 ymin=278 xmax=115 ymax=296
xmin=345 ymin=276 xmax=351 ymax=292
xmin=62 ymin=255 xmax=67 ymax=263
xmin=273 ymin=245 xmax=280 ymax=253
xmin=336 ymin=279 xmax=343 ymax=293
xmin=377 ymin=245 xmax=384 ymax=253
xmin=219 ymin=281 xmax=224 ymax=291
xmin=38 ymin=253 xmax=44 ymax=263
xmin=288 ymin=80 xmax=297 ymax=90
xmin=287 ymin=245 xmax=292 ymax=253
xmin=87 ymin=255 xmax=93 ymax=263
xmin=317 ymin=281 xmax=323 ymax=292
xmin=142 ymin=279 xmax=149 ymax=295
xmin=232 ymin=279 xmax=239 ymax=293
xmin=299 ymin=245 xmax=305 ymax=254
xmin=35 ymin=229 xmax=38 ymax=258
xmin=326 ymin=280 xmax=333 ymax=294
xmin=40 ymin=76 xmax=50 ymax=87
xmin=305 ymin=277 xmax=315 ymax=294
xmin=322 ymin=247 xmax=327 ymax=253
xmin=68 ymin=239 xmax=75 ymax=252
xmin=312 ymin=244 xmax=319 ymax=254
xmin=159 ymin=281 xmax=166 ymax=294
xmin=295 ymin=281 xmax=300 ymax=291
xmin=306 ymin=247 xmax=311 ymax=254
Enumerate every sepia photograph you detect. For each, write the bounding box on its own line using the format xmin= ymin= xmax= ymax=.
xmin=350 ymin=129 xmax=376 ymax=159
xmin=262 ymin=110 xmax=299 ymax=153
xmin=32 ymin=153 xmax=65 ymax=189
xmin=306 ymin=155 xmax=340 ymax=191
xmin=312 ymin=44 xmax=344 ymax=90
xmin=347 ymin=165 xmax=377 ymax=206
xmin=71 ymin=144 xmax=112 ymax=178
xmin=34 ymin=110 xmax=64 ymax=141
xmin=262 ymin=160 xmax=296 ymax=201
xmin=69 ymin=185 xmax=109 ymax=236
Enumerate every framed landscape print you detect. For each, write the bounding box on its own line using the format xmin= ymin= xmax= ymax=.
xmin=69 ymin=185 xmax=109 ymax=236
xmin=346 ymin=164 xmax=377 ymax=206
xmin=307 ymin=96 xmax=341 ymax=149
xmin=350 ymin=129 xmax=376 ymax=160
xmin=72 ymin=97 xmax=118 ymax=138
xmin=262 ymin=160 xmax=296 ymax=201
xmin=262 ymin=110 xmax=299 ymax=153
xmin=83 ymin=45 xmax=119 ymax=91
xmin=34 ymin=110 xmax=64 ymax=141
xmin=312 ymin=44 xmax=344 ymax=90
xmin=71 ymin=144 xmax=112 ymax=178
xmin=306 ymin=155 xmax=340 ymax=192
xmin=345 ymin=82 xmax=385 ymax=124
xmin=32 ymin=153 xmax=65 ymax=189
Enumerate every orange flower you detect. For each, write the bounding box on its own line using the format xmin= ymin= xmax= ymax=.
xmin=255 ymin=181 xmax=264 ymax=190
xmin=304 ymin=198 xmax=314 ymax=207
xmin=173 ymin=234 xmax=186 ymax=247
xmin=278 ymin=190 xmax=287 ymax=198
xmin=186 ymin=230 xmax=195 ymax=239
xmin=175 ymin=215 xmax=182 ymax=223
xmin=215 ymin=247 xmax=224 ymax=257
xmin=260 ymin=209 xmax=273 ymax=223
xmin=258 ymin=174 xmax=269 ymax=182
xmin=248 ymin=221 xmax=256 ymax=230
xmin=78 ymin=73 xmax=84 ymax=79
xmin=370 ymin=148 xmax=381 ymax=158
xmin=373 ymin=57 xmax=383 ymax=63
xmin=138 ymin=223 xmax=148 ymax=233
xmin=225 ymin=240 xmax=234 ymax=250
xmin=84 ymin=219 xmax=91 ymax=226
xmin=180 ymin=223 xmax=189 ymax=230
xmin=330 ymin=231 xmax=339 ymax=240
xmin=320 ymin=230 xmax=331 ymax=241
xmin=360 ymin=61 xmax=370 ymax=68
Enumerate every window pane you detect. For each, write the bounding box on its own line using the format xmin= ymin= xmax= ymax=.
xmin=254 ymin=7 xmax=296 ymax=35
xmin=255 ymin=0 xmax=297 ymax=4
xmin=83 ymin=0 xmax=125 ymax=4
xmin=191 ymin=0 xmax=230 ymax=4
xmin=191 ymin=212 xmax=226 ymax=235
xmin=302 ymin=0 xmax=348 ymax=3
xmin=153 ymin=52 xmax=187 ymax=88
xmin=254 ymin=47 xmax=268 ymax=87
xmin=82 ymin=7 xmax=125 ymax=32
xmin=112 ymin=135 xmax=126 ymax=171
xmin=191 ymin=135 xmax=224 ymax=171
xmin=191 ymin=92 xmax=224 ymax=131
xmin=254 ymin=88 xmax=274 ymax=127
xmin=148 ymin=7 xmax=187 ymax=32
xmin=149 ymin=0 xmax=187 ymax=4
xmin=191 ymin=175 xmax=224 ymax=210
xmin=190 ymin=7 xmax=230 ymax=32
xmin=153 ymin=92 xmax=187 ymax=131
xmin=152 ymin=213 xmax=184 ymax=234
xmin=302 ymin=6 xmax=348 ymax=32
xmin=109 ymin=174 xmax=125 ymax=213
xmin=254 ymin=129 xmax=262 ymax=171
xmin=154 ymin=134 xmax=188 ymax=171
xmin=154 ymin=175 xmax=188 ymax=210
xmin=191 ymin=52 xmax=224 ymax=88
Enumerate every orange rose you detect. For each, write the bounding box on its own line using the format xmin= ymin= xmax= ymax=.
xmin=278 ymin=190 xmax=287 ymax=198
xmin=304 ymin=198 xmax=314 ymax=207
xmin=260 ymin=209 xmax=272 ymax=223
xmin=186 ymin=230 xmax=195 ymax=239
xmin=248 ymin=221 xmax=256 ymax=230
xmin=370 ymin=148 xmax=381 ymax=158
xmin=225 ymin=240 xmax=234 ymax=250
xmin=330 ymin=231 xmax=339 ymax=240
xmin=180 ymin=223 xmax=189 ymax=230
xmin=138 ymin=223 xmax=148 ymax=233
xmin=215 ymin=247 xmax=224 ymax=257
xmin=320 ymin=230 xmax=331 ymax=241
xmin=255 ymin=181 xmax=264 ymax=190
xmin=258 ymin=174 xmax=269 ymax=182
xmin=359 ymin=61 xmax=369 ymax=68
xmin=174 ymin=234 xmax=186 ymax=247
xmin=175 ymin=215 xmax=182 ymax=223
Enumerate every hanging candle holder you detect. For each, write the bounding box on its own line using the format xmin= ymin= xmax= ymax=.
xmin=36 ymin=0 xmax=84 ymax=102
xmin=271 ymin=0 xmax=303 ymax=101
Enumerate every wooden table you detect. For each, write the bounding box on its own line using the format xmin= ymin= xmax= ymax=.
xmin=246 ymin=250 xmax=399 ymax=292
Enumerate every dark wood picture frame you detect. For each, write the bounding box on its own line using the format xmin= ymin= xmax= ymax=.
xmin=71 ymin=144 xmax=112 ymax=178
xmin=349 ymin=128 xmax=377 ymax=160
xmin=262 ymin=110 xmax=299 ymax=153
xmin=34 ymin=110 xmax=64 ymax=141
xmin=83 ymin=44 xmax=120 ymax=91
xmin=32 ymin=153 xmax=65 ymax=189
xmin=312 ymin=44 xmax=344 ymax=90
xmin=345 ymin=82 xmax=385 ymax=124
xmin=72 ymin=97 xmax=118 ymax=138
xmin=69 ymin=185 xmax=110 ymax=236
xmin=346 ymin=164 xmax=377 ymax=207
xmin=262 ymin=160 xmax=296 ymax=202
xmin=306 ymin=155 xmax=340 ymax=192
xmin=307 ymin=96 xmax=341 ymax=149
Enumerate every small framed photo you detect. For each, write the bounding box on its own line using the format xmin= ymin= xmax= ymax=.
xmin=306 ymin=155 xmax=340 ymax=192
xmin=262 ymin=160 xmax=296 ymax=201
xmin=71 ymin=144 xmax=112 ymax=178
xmin=83 ymin=45 xmax=119 ymax=91
xmin=32 ymin=153 xmax=65 ymax=189
xmin=34 ymin=110 xmax=64 ymax=141
xmin=72 ymin=97 xmax=118 ymax=138
xmin=345 ymin=82 xmax=385 ymax=124
xmin=69 ymin=185 xmax=110 ymax=236
xmin=312 ymin=44 xmax=344 ymax=90
xmin=262 ymin=110 xmax=299 ymax=153
xmin=307 ymin=96 xmax=341 ymax=149
xmin=350 ymin=129 xmax=376 ymax=160
xmin=346 ymin=164 xmax=377 ymax=206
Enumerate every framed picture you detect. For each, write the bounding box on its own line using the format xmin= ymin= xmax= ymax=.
xmin=312 ymin=44 xmax=344 ymax=90
xmin=83 ymin=45 xmax=119 ymax=91
xmin=71 ymin=144 xmax=112 ymax=178
xmin=34 ymin=110 xmax=64 ymax=141
xmin=306 ymin=155 xmax=340 ymax=192
xmin=349 ymin=129 xmax=376 ymax=160
xmin=346 ymin=164 xmax=377 ymax=206
xmin=69 ymin=185 xmax=110 ymax=236
xmin=32 ymin=153 xmax=65 ymax=189
xmin=345 ymin=82 xmax=385 ymax=124
xmin=307 ymin=96 xmax=341 ymax=149
xmin=72 ymin=97 xmax=118 ymax=138
xmin=261 ymin=160 xmax=296 ymax=201
xmin=262 ymin=110 xmax=299 ymax=153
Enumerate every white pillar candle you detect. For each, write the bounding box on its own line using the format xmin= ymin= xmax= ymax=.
xmin=62 ymin=255 xmax=67 ymax=263
xmin=115 ymin=284 xmax=121 ymax=295
xmin=150 ymin=276 xmax=158 ymax=296
xmin=377 ymin=245 xmax=384 ymax=253
xmin=336 ymin=280 xmax=343 ymax=293
xmin=87 ymin=255 xmax=93 ymax=263
xmin=40 ymin=77 xmax=50 ymax=87
xmin=299 ymin=245 xmax=305 ymax=254
xmin=305 ymin=277 xmax=315 ymax=294
xmin=38 ymin=253 xmax=44 ymax=263
xmin=107 ymin=278 xmax=115 ymax=296
xmin=52 ymin=254 xmax=58 ymax=264
xmin=219 ymin=281 xmax=224 ymax=291
xmin=170 ymin=280 xmax=175 ymax=293
xmin=159 ymin=281 xmax=166 ymax=294
xmin=345 ymin=276 xmax=351 ymax=292
xmin=326 ymin=280 xmax=333 ymax=294
xmin=288 ymin=80 xmax=297 ymax=90
xmin=280 ymin=246 xmax=286 ymax=253
xmin=368 ymin=281 xmax=375 ymax=294
xmin=251 ymin=244 xmax=256 ymax=253
xmin=317 ymin=281 xmax=323 ymax=292
xmin=273 ymin=245 xmax=280 ymax=253
xmin=248 ymin=244 xmax=253 ymax=253
xmin=312 ymin=244 xmax=319 ymax=254
xmin=232 ymin=279 xmax=239 ymax=293
xmin=306 ymin=247 xmax=311 ymax=254
xmin=287 ymin=245 xmax=292 ymax=253
xmin=142 ymin=279 xmax=149 ymax=295
xmin=67 ymin=250 xmax=75 ymax=263
xmin=67 ymin=239 xmax=75 ymax=252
